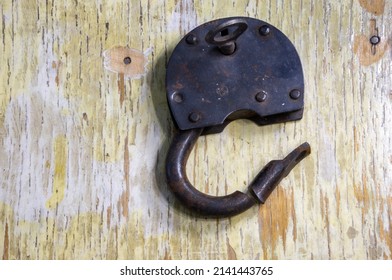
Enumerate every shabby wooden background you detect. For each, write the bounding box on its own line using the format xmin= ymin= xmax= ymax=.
xmin=0 ymin=0 xmax=391 ymax=259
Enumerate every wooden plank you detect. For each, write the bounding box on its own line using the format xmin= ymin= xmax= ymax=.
xmin=0 ymin=0 xmax=391 ymax=259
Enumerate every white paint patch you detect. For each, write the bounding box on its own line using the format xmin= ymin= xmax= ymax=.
xmin=0 ymin=88 xmax=166 ymax=231
xmin=168 ymin=0 xmax=198 ymax=33
xmin=319 ymin=125 xmax=340 ymax=183
xmin=0 ymin=43 xmax=163 ymax=233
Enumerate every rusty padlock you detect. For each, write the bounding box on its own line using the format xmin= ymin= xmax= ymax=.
xmin=165 ymin=17 xmax=311 ymax=217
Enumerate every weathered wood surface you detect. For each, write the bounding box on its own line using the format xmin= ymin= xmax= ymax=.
xmin=0 ymin=0 xmax=391 ymax=260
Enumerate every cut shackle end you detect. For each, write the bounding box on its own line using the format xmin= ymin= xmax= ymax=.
xmin=249 ymin=142 xmax=311 ymax=204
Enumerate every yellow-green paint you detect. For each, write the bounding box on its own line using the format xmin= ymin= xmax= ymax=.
xmin=0 ymin=0 xmax=391 ymax=260
xmin=46 ymin=136 xmax=68 ymax=209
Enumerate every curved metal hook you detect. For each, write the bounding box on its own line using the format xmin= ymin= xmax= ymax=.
xmin=166 ymin=127 xmax=311 ymax=217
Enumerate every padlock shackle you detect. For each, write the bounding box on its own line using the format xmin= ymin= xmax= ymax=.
xmin=165 ymin=127 xmax=311 ymax=217
xmin=165 ymin=128 xmax=256 ymax=217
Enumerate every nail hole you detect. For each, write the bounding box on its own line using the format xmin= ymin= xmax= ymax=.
xmin=123 ymin=57 xmax=132 ymax=65
xmin=370 ymin=35 xmax=380 ymax=45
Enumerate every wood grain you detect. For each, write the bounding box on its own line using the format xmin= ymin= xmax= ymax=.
xmin=0 ymin=0 xmax=391 ymax=259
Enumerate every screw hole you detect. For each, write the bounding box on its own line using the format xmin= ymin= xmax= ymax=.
xmin=123 ymin=57 xmax=132 ymax=65
xmin=370 ymin=35 xmax=380 ymax=45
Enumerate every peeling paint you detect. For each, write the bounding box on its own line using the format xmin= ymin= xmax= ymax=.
xmin=0 ymin=0 xmax=391 ymax=260
xmin=354 ymin=34 xmax=390 ymax=66
xmin=347 ymin=227 xmax=358 ymax=239
xmin=226 ymin=238 xmax=237 ymax=260
xmin=2 ymin=222 xmax=9 ymax=260
xmin=103 ymin=46 xmax=148 ymax=80
xmin=46 ymin=136 xmax=68 ymax=209
xmin=358 ymin=0 xmax=385 ymax=15
xmin=258 ymin=187 xmax=296 ymax=259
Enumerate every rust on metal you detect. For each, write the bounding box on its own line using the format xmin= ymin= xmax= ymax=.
xmin=165 ymin=17 xmax=311 ymax=217
xmin=166 ymin=128 xmax=310 ymax=217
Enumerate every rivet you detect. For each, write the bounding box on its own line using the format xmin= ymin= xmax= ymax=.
xmin=289 ymin=89 xmax=301 ymax=100
xmin=255 ymin=92 xmax=267 ymax=102
xmin=259 ymin=25 xmax=270 ymax=36
xmin=189 ymin=112 xmax=201 ymax=122
xmin=123 ymin=56 xmax=132 ymax=65
xmin=370 ymin=35 xmax=380 ymax=45
xmin=172 ymin=92 xmax=183 ymax=103
xmin=186 ymin=34 xmax=198 ymax=45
